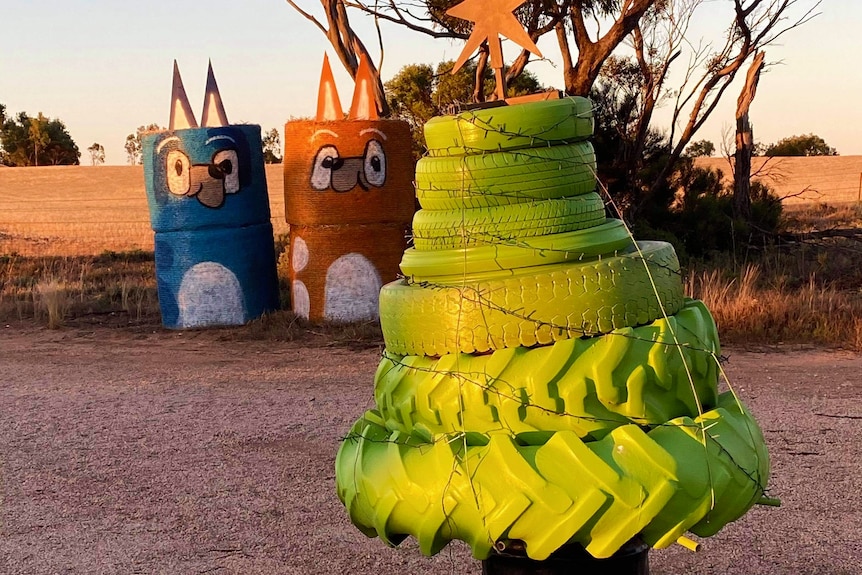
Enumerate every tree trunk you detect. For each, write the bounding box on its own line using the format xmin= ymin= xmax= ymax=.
xmin=562 ymin=0 xmax=655 ymax=96
xmin=733 ymin=51 xmax=765 ymax=222
xmin=734 ymin=116 xmax=753 ymax=221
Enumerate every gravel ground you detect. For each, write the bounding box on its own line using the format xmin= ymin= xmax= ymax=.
xmin=1 ymin=325 xmax=860 ymax=575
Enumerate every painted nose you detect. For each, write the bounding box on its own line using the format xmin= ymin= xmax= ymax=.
xmin=330 ymin=157 xmax=369 ymax=192
xmin=191 ymin=164 xmax=226 ymax=208
xmin=208 ymin=159 xmax=233 ymax=180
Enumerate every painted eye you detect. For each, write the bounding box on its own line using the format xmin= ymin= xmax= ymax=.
xmin=212 ymin=149 xmax=240 ymax=194
xmin=166 ymin=150 xmax=190 ymax=196
xmin=311 ymin=145 xmax=339 ymax=191
xmin=363 ymin=140 xmax=386 ymax=187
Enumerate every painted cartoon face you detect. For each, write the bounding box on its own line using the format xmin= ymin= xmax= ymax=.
xmin=284 ymin=53 xmax=413 ymax=224
xmin=142 ymin=61 xmax=271 ymax=233
xmin=144 ymin=125 xmax=270 ymax=233
xmin=310 ymin=130 xmax=387 ymax=192
xmin=157 ymin=130 xmax=242 ymax=208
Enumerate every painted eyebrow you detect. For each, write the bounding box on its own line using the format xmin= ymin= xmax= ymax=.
xmin=360 ymin=128 xmax=387 ymax=140
xmin=312 ymin=129 xmax=339 ymax=140
xmin=156 ymin=136 xmax=180 ymax=154
xmin=205 ymin=135 xmax=236 ymax=146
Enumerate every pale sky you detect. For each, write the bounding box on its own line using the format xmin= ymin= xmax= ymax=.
xmin=1 ymin=0 xmax=857 ymax=165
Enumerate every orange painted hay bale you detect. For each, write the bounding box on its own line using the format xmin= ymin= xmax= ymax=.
xmin=284 ymin=119 xmax=415 ymax=225
xmin=287 ymin=222 xmax=409 ymax=322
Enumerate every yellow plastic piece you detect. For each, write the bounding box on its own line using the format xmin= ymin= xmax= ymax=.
xmin=676 ymin=536 xmax=701 ymax=552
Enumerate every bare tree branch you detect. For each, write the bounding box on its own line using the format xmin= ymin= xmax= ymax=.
xmin=649 ymin=0 xmax=821 ymax=196
xmin=285 ymin=0 xmax=391 ymax=116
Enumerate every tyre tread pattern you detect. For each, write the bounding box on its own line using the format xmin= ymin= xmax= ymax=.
xmin=335 ymin=393 xmax=769 ymax=561
xmin=374 ymin=299 xmax=720 ymax=439
xmin=381 ymin=241 xmax=686 ymax=356
xmin=400 ymin=220 xmax=634 ymax=280
xmin=415 ymin=143 xmax=597 ymax=209
xmin=411 ymin=195 xmax=606 ymax=250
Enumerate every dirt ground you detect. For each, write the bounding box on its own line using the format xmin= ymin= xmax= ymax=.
xmin=1 ymin=325 xmax=860 ymax=575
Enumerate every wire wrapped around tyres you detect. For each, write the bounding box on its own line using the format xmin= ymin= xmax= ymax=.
xmin=336 ymin=300 xmax=771 ymax=560
xmin=373 ymin=299 xmax=721 ymax=440
xmin=381 ymin=240 xmax=686 ymax=356
xmin=335 ymin=95 xmax=771 ymax=562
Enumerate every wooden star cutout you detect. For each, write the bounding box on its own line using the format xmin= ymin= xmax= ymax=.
xmin=447 ymin=0 xmax=543 ymax=76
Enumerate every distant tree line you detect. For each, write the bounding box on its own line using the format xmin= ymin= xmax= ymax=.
xmin=0 ymin=103 xmax=80 ymax=166
xmin=123 ymin=125 xmax=283 ymax=165
xmin=685 ymin=134 xmax=838 ymax=158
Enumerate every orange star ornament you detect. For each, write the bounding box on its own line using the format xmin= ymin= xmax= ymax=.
xmin=447 ymin=0 xmax=543 ymax=80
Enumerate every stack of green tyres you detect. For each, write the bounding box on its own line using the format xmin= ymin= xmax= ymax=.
xmin=335 ymin=97 xmax=771 ymax=561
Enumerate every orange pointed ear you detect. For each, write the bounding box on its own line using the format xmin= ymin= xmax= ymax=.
xmin=316 ymin=54 xmax=343 ymax=122
xmin=348 ymin=55 xmax=379 ymax=121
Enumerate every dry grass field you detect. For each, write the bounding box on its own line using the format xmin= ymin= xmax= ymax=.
xmin=694 ymin=155 xmax=862 ymax=205
xmin=2 ymin=161 xmax=861 ymax=350
xmin=0 ymin=165 xmax=288 ymax=256
xmin=1 ymin=158 xmax=859 ymax=256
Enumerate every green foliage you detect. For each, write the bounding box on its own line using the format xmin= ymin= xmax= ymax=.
xmin=0 ymin=110 xmax=81 ymax=166
xmin=589 ymin=56 xmax=672 ymax=214
xmin=765 ymin=133 xmax=838 ymax=157
xmin=386 ymin=60 xmax=543 ymax=159
xmin=685 ymin=139 xmax=715 ymax=157
xmin=639 ymin=162 xmax=783 ymax=262
xmin=124 ymin=124 xmax=162 ymax=165
xmin=262 ymin=128 xmax=283 ymax=164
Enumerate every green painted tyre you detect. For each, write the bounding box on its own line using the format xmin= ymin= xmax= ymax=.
xmin=415 ymin=143 xmax=597 ymax=210
xmin=424 ymin=97 xmax=594 ymax=156
xmin=336 ymin=393 xmax=770 ymax=560
xmin=375 ymin=299 xmax=720 ymax=440
xmin=400 ymin=219 xmax=634 ymax=281
xmin=381 ymin=241 xmax=685 ymax=356
xmin=411 ymin=195 xmax=606 ymax=250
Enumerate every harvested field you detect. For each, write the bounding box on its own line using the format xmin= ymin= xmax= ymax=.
xmin=0 ymin=165 xmax=288 ymax=256
xmin=694 ymin=155 xmax=862 ymax=205
xmin=2 ymin=159 xmax=860 ymax=256
xmin=0 ymin=326 xmax=860 ymax=575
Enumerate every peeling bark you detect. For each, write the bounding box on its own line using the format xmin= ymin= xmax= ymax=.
xmin=734 ymin=51 xmax=766 ymax=221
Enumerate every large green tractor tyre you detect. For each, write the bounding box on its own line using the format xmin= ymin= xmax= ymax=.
xmin=411 ymin=195 xmax=606 ymax=250
xmin=400 ymin=219 xmax=634 ymax=281
xmin=375 ymin=299 xmax=720 ymax=440
xmin=415 ymin=143 xmax=597 ymax=210
xmin=336 ymin=393 xmax=770 ymax=561
xmin=381 ymin=241 xmax=685 ymax=356
xmin=424 ymin=97 xmax=594 ymax=156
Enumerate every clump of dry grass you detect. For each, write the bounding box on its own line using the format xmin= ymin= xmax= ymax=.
xmin=33 ymin=277 xmax=70 ymax=329
xmin=687 ymin=263 xmax=862 ymax=350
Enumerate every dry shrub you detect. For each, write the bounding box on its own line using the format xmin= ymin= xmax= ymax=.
xmin=782 ymin=202 xmax=862 ymax=233
xmin=34 ymin=278 xmax=70 ymax=329
xmin=687 ymin=263 xmax=862 ymax=350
